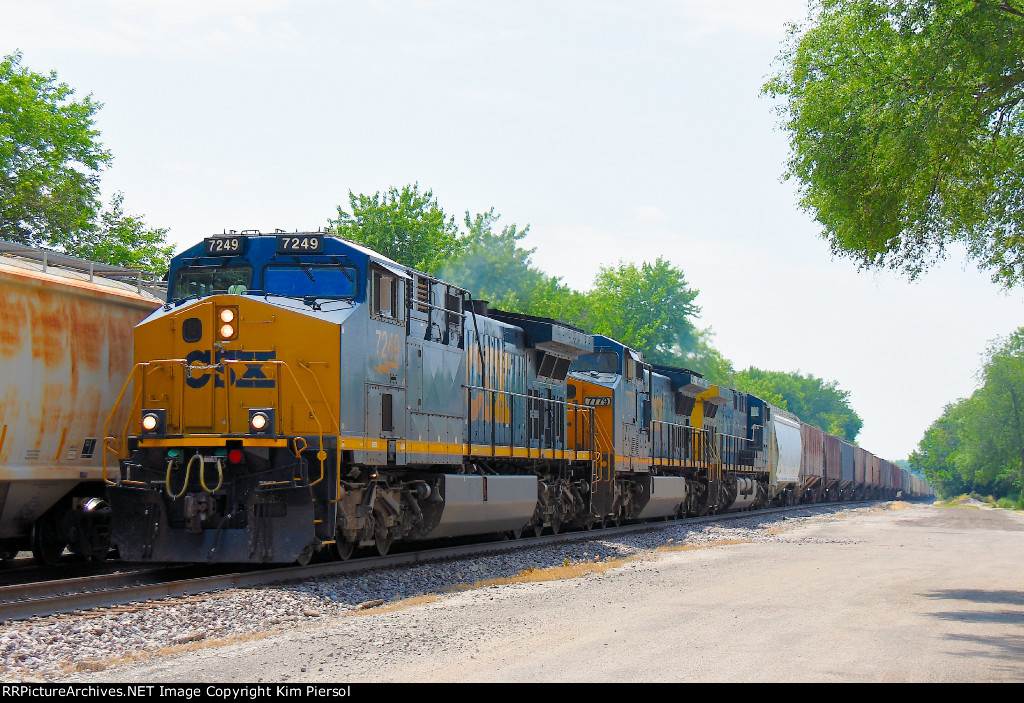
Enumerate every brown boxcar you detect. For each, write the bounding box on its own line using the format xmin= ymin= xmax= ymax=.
xmin=823 ymin=433 xmax=842 ymax=496
xmin=799 ymin=422 xmax=825 ymax=497
xmin=852 ymin=445 xmax=867 ymax=491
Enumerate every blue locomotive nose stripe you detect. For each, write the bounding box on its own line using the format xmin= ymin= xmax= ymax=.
xmin=234 ymin=363 xmax=273 ymax=388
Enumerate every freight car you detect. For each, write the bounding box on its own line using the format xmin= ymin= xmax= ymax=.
xmin=103 ymin=231 xmax=930 ymax=564
xmin=0 ymin=243 xmax=162 ymax=564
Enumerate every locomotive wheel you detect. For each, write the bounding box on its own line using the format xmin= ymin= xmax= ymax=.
xmin=532 ymin=523 xmax=544 ymax=538
xmin=295 ymin=546 xmax=315 ymax=566
xmin=374 ymin=530 xmax=393 ymax=556
xmin=508 ymin=525 xmax=524 ymax=540
xmin=549 ymin=517 xmax=561 ymax=535
xmin=31 ymin=518 xmax=66 ymax=566
xmin=333 ymin=540 xmax=355 ymax=561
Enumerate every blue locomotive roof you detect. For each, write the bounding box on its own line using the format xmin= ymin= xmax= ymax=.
xmin=167 ymin=232 xmax=395 ymax=304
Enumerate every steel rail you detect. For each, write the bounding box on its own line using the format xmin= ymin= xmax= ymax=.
xmin=0 ymin=502 xmax=874 ymax=622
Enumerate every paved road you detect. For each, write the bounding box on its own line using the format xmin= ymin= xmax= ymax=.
xmin=70 ymin=503 xmax=1024 ymax=682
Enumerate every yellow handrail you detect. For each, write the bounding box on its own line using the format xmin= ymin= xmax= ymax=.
xmin=101 ymin=357 xmax=337 ymax=490
xmin=102 ymin=362 xmax=146 ymax=486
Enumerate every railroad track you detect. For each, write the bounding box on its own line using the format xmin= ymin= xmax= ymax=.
xmin=0 ymin=503 xmax=872 ymax=622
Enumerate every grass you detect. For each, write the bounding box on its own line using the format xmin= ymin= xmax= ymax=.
xmin=933 ymin=494 xmax=1024 ymax=511
xmin=994 ymin=496 xmax=1024 ymax=511
xmin=935 ymin=494 xmax=984 ymax=509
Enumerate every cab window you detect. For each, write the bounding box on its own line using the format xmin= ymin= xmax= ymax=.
xmin=371 ymin=269 xmax=403 ymax=321
xmin=570 ymin=351 xmax=620 ymax=374
xmin=172 ymin=265 xmax=253 ymax=299
xmin=263 ymin=264 xmax=358 ymax=298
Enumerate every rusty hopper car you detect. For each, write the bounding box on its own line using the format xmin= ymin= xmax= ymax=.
xmin=0 ymin=243 xmax=161 ymax=564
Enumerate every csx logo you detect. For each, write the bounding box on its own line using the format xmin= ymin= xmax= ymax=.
xmin=185 ymin=350 xmax=276 ymax=388
xmin=583 ymin=396 xmax=611 ymax=406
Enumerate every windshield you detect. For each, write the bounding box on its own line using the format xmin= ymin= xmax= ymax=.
xmin=172 ymin=265 xmax=253 ymax=299
xmin=570 ymin=351 xmax=620 ymax=374
xmin=263 ymin=265 xmax=358 ymax=298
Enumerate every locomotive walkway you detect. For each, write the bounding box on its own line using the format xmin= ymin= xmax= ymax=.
xmin=55 ymin=502 xmax=1024 ymax=683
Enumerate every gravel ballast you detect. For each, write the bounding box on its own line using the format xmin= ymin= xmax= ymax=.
xmin=0 ymin=503 xmax=889 ymax=681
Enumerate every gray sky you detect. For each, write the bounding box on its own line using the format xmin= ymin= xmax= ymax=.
xmin=4 ymin=0 xmax=1021 ymax=460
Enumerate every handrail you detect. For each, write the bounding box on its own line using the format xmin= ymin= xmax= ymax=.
xmin=102 ymin=361 xmax=156 ymax=486
xmin=463 ymin=383 xmax=595 ymax=459
xmin=591 ymin=411 xmax=614 ymax=482
xmin=228 ymin=359 xmax=329 ymax=487
xmin=101 ymin=357 xmax=336 ymax=491
xmin=649 ymin=419 xmax=714 ymax=470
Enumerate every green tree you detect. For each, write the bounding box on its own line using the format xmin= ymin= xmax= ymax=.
xmin=582 ymin=258 xmax=702 ymax=367
xmin=732 ymin=367 xmax=863 ymax=440
xmin=763 ymin=1 xmax=1024 ymax=287
xmin=675 ymin=328 xmax=736 ymax=386
xmin=437 ymin=208 xmax=542 ymax=306
xmin=963 ymin=330 xmax=1024 ymax=505
xmin=908 ymin=401 xmax=972 ymax=498
xmin=911 ymin=329 xmax=1024 ymax=504
xmin=728 ymin=369 xmax=789 ymax=409
xmin=0 ymin=51 xmax=112 ymax=248
xmin=328 ymin=183 xmax=461 ymax=273
xmin=437 ymin=208 xmax=586 ymax=321
xmin=64 ymin=192 xmax=175 ymax=274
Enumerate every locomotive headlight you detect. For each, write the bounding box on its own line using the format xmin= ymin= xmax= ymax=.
xmin=248 ymin=408 xmax=275 ymax=435
xmin=140 ymin=409 xmax=166 ymax=435
xmin=218 ymin=307 xmax=239 ymax=340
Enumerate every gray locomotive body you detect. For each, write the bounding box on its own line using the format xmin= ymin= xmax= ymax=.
xmin=103 ymin=232 xmax=929 ymax=564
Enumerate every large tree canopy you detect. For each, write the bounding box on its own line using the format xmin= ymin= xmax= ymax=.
xmin=0 ymin=51 xmax=174 ymax=272
xmin=910 ymin=329 xmax=1024 ymax=505
xmin=581 ymin=258 xmax=702 ymax=367
xmin=64 ymin=192 xmax=175 ymax=274
xmin=328 ymin=183 xmax=462 ymax=274
xmin=0 ymin=51 xmax=111 ymax=247
xmin=764 ymin=1 xmax=1024 ymax=287
xmin=436 ymin=208 xmax=589 ymax=322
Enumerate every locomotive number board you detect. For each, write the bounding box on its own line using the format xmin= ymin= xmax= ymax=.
xmin=277 ymin=235 xmax=324 ymax=254
xmin=203 ymin=236 xmax=246 ymax=256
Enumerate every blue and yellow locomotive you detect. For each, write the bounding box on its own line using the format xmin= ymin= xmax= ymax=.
xmin=103 ymin=231 xmax=917 ymax=564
